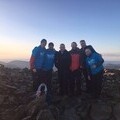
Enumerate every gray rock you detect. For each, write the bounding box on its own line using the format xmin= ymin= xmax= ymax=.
xmin=63 ymin=107 xmax=80 ymax=120
xmin=76 ymin=101 xmax=91 ymax=119
xmin=36 ymin=109 xmax=55 ymax=120
xmin=113 ymin=103 xmax=120 ymax=120
xmin=90 ymin=102 xmax=112 ymax=120
xmin=0 ymin=95 xmax=4 ymax=105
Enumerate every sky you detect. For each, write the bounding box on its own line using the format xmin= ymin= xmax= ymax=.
xmin=0 ymin=0 xmax=120 ymax=62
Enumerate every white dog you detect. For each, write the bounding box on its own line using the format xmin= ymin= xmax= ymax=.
xmin=36 ymin=83 xmax=47 ymax=98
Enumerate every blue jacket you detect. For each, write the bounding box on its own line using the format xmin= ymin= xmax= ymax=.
xmin=43 ymin=49 xmax=56 ymax=71
xmin=86 ymin=52 xmax=104 ymax=75
xmin=31 ymin=46 xmax=46 ymax=69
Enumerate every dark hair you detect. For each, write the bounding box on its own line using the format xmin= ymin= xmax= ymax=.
xmin=41 ymin=39 xmax=47 ymax=43
xmin=84 ymin=45 xmax=96 ymax=53
xmin=80 ymin=40 xmax=85 ymax=43
xmin=72 ymin=42 xmax=77 ymax=46
xmin=49 ymin=42 xmax=54 ymax=46
xmin=60 ymin=43 xmax=65 ymax=46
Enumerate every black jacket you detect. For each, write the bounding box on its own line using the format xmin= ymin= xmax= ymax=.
xmin=55 ymin=50 xmax=71 ymax=71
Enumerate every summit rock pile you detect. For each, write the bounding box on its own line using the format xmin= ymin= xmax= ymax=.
xmin=0 ymin=65 xmax=120 ymax=120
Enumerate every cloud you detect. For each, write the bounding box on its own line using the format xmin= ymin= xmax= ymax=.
xmin=102 ymin=53 xmax=120 ymax=61
xmin=103 ymin=53 xmax=120 ymax=57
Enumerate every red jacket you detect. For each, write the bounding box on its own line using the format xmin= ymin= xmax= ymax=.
xmin=69 ymin=48 xmax=82 ymax=71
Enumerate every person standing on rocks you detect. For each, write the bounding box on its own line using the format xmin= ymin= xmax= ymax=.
xmin=55 ymin=44 xmax=71 ymax=96
xmin=85 ymin=46 xmax=104 ymax=99
xmin=30 ymin=39 xmax=47 ymax=92
xmin=43 ymin=42 xmax=56 ymax=104
xmin=69 ymin=42 xmax=82 ymax=96
xmin=80 ymin=40 xmax=97 ymax=93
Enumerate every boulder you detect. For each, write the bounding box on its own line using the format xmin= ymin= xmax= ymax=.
xmin=0 ymin=95 xmax=4 ymax=105
xmin=113 ymin=103 xmax=120 ymax=120
xmin=76 ymin=101 xmax=91 ymax=119
xmin=90 ymin=102 xmax=112 ymax=120
xmin=36 ymin=109 xmax=55 ymax=120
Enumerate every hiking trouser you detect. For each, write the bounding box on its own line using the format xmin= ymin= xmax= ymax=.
xmin=32 ymin=69 xmax=45 ymax=92
xmin=90 ymin=70 xmax=104 ymax=98
xmin=58 ymin=69 xmax=70 ymax=96
xmin=44 ymin=69 xmax=53 ymax=105
xmin=82 ymin=68 xmax=91 ymax=93
xmin=44 ymin=69 xmax=53 ymax=94
xmin=69 ymin=69 xmax=81 ymax=96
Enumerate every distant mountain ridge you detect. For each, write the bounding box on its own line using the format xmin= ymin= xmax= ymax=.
xmin=104 ymin=61 xmax=120 ymax=65
xmin=0 ymin=60 xmax=29 ymax=69
xmin=0 ymin=60 xmax=120 ymax=70
xmin=104 ymin=61 xmax=120 ymax=70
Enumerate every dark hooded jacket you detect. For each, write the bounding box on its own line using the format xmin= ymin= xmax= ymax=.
xmin=55 ymin=50 xmax=71 ymax=71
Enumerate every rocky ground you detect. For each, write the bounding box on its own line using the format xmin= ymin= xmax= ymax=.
xmin=0 ymin=65 xmax=120 ymax=120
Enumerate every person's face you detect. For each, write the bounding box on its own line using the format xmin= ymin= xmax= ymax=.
xmin=41 ymin=41 xmax=47 ymax=48
xmin=80 ymin=41 xmax=86 ymax=48
xmin=71 ymin=43 xmax=77 ymax=49
xmin=85 ymin=49 xmax=92 ymax=56
xmin=49 ymin=44 xmax=54 ymax=50
xmin=60 ymin=45 xmax=65 ymax=52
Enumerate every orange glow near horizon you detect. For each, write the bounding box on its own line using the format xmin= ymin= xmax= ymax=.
xmin=0 ymin=39 xmax=33 ymax=60
xmin=0 ymin=37 xmax=120 ymax=61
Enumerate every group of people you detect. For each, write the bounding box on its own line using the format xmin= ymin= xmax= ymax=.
xmin=30 ymin=39 xmax=104 ymax=102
